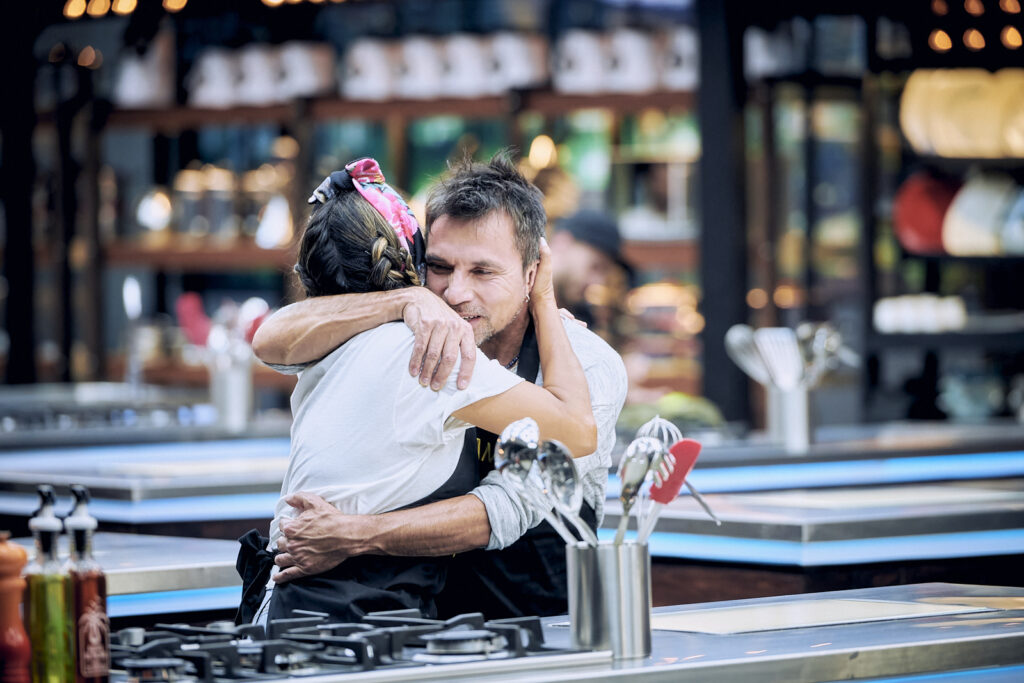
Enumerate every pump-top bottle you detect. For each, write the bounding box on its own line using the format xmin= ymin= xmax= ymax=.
xmin=64 ymin=485 xmax=108 ymax=683
xmin=0 ymin=530 xmax=31 ymax=683
xmin=23 ymin=485 xmax=75 ymax=683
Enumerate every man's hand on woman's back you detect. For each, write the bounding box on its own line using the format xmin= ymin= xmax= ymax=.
xmin=274 ymin=492 xmax=375 ymax=583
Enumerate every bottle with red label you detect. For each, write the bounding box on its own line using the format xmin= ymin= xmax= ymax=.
xmin=64 ymin=485 xmax=108 ymax=683
xmin=0 ymin=530 xmax=31 ymax=683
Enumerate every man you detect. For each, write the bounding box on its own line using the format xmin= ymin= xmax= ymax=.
xmin=549 ymin=209 xmax=634 ymax=332
xmin=252 ymin=154 xmax=627 ymax=618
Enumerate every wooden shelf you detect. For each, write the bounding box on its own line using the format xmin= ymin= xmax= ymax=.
xmin=310 ymin=95 xmax=510 ymax=121
xmin=867 ymin=330 xmax=1024 ymax=352
xmin=901 ymin=252 xmax=1024 ymax=266
xmin=107 ymin=103 xmax=296 ymax=133
xmin=518 ymin=89 xmax=695 ymax=116
xmin=104 ymin=240 xmax=295 ymax=272
xmin=107 ymin=357 xmax=298 ymax=392
xmin=47 ymin=89 xmax=697 ymax=134
xmin=909 ymin=155 xmax=1024 ymax=172
xmin=748 ymin=72 xmax=864 ymax=90
xmin=622 ymin=240 xmax=698 ymax=270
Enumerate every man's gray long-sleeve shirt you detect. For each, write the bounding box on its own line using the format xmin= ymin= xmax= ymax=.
xmin=468 ymin=319 xmax=626 ymax=548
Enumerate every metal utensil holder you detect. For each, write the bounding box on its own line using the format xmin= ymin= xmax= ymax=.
xmin=768 ymin=386 xmax=812 ymax=453
xmin=566 ymin=540 xmax=651 ymax=659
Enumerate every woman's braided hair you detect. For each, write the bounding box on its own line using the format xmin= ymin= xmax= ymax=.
xmin=295 ymin=178 xmax=420 ymax=298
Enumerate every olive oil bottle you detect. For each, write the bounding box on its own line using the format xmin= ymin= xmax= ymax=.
xmin=23 ymin=486 xmax=74 ymax=683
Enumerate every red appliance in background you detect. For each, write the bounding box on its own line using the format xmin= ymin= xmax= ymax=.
xmin=892 ymin=170 xmax=961 ymax=255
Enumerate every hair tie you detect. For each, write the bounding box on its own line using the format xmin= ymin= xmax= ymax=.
xmin=307 ymin=170 xmax=350 ymax=206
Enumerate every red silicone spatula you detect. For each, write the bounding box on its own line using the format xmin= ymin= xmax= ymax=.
xmin=638 ymin=439 xmax=713 ymax=542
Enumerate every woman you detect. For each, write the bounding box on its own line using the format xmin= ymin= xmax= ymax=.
xmin=257 ymin=158 xmax=595 ymax=623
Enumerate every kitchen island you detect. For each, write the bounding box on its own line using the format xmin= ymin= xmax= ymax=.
xmin=97 ymin=582 xmax=1024 ymax=682
xmin=2 ymin=420 xmax=1022 ymax=606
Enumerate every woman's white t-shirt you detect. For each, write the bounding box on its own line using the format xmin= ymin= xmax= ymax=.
xmin=269 ymin=322 xmax=523 ymax=548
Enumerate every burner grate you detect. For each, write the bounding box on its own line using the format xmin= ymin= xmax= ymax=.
xmin=108 ymin=608 xmax=592 ymax=682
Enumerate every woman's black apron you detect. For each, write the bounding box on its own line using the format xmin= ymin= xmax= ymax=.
xmin=236 ymin=320 xmax=594 ymax=623
xmin=434 ymin=321 xmax=597 ymax=620
xmin=235 ymin=379 xmax=488 ymax=624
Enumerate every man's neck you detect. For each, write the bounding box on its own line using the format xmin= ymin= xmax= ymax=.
xmin=480 ymin=302 xmax=530 ymax=367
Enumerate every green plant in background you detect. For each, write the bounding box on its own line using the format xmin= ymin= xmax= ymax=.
xmin=314 ymin=120 xmax=391 ymax=181
xmin=557 ymin=110 xmax=613 ymax=194
xmin=407 ymin=116 xmax=509 ymax=196
xmin=618 ymin=391 xmax=724 ymax=435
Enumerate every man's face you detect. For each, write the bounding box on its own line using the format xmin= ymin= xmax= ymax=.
xmin=424 ymin=211 xmax=536 ymax=346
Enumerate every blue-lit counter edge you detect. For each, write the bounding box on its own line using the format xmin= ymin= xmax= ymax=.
xmin=109 ymin=585 xmax=242 ymax=618
xmin=607 ymin=450 xmax=1024 ymax=497
xmin=601 ymin=449 xmax=1024 ymax=566
xmin=599 ymin=527 xmax=1024 ymax=566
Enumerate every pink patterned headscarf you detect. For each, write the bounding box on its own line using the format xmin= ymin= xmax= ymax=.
xmin=343 ymin=158 xmax=419 ymax=253
xmin=307 ymin=158 xmax=425 ymax=275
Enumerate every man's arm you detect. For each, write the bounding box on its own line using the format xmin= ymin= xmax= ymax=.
xmin=570 ymin=344 xmax=629 ymax=528
xmin=274 ymin=323 xmax=630 ymax=581
xmin=252 ymin=287 xmax=477 ymax=389
xmin=273 ymin=492 xmax=494 ymax=583
xmin=473 ymin=325 xmax=628 ymax=549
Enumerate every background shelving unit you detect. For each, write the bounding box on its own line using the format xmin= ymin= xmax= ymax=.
xmin=741 ymin=2 xmax=1024 ymax=424
xmin=67 ymin=85 xmax=698 ymax=395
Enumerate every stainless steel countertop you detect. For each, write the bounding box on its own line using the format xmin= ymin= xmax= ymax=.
xmin=600 ymin=478 xmax=1024 ymax=565
xmin=12 ymin=532 xmax=241 ymax=595
xmin=268 ymin=583 xmax=1024 ymax=682
xmin=3 ymin=421 xmax=1023 ymax=502
xmin=0 ymin=439 xmax=291 ymax=501
xmin=691 ymin=419 xmax=1024 ymax=467
xmin=604 ymin=479 xmax=1024 ymax=542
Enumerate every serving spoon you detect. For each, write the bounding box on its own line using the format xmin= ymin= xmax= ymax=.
xmin=537 ymin=439 xmax=599 ymax=546
xmin=613 ymin=436 xmax=664 ymax=545
xmin=496 ymin=418 xmax=578 ymax=545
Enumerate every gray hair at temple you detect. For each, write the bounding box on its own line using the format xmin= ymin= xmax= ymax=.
xmin=424 ymin=151 xmax=546 ymax=270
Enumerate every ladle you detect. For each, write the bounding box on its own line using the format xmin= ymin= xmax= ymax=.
xmin=537 ymin=440 xmax=599 ymax=546
xmin=496 ymin=418 xmax=578 ymax=545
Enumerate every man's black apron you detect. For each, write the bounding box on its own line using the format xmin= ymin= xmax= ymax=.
xmin=434 ymin=321 xmax=597 ymax=620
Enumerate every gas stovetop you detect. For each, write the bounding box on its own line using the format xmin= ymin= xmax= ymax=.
xmin=109 ymin=609 xmax=609 ymax=682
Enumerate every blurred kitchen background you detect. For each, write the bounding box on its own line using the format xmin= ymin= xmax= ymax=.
xmin=2 ymin=0 xmax=1024 ymax=443
xmin=3 ymin=0 xmax=1024 ymax=619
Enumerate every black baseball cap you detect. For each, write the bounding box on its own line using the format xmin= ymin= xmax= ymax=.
xmin=555 ymin=209 xmax=634 ymax=281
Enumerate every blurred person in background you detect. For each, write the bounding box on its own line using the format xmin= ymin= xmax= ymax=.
xmin=250 ymin=153 xmax=627 ymax=620
xmin=549 ymin=209 xmax=634 ymax=345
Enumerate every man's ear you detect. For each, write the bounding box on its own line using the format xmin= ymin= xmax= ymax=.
xmin=525 ymin=260 xmax=539 ymax=293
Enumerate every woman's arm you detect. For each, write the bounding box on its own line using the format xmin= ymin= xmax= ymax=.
xmin=252 ymin=287 xmax=477 ymax=389
xmin=453 ymin=239 xmax=597 ymax=457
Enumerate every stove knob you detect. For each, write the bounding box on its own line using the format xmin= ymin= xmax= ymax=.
xmin=205 ymin=621 xmax=237 ymax=632
xmin=122 ymin=657 xmax=192 ymax=682
xmin=117 ymin=627 xmax=147 ymax=647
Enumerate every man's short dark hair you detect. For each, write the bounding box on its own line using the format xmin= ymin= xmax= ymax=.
xmin=425 ymin=151 xmax=546 ymax=269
